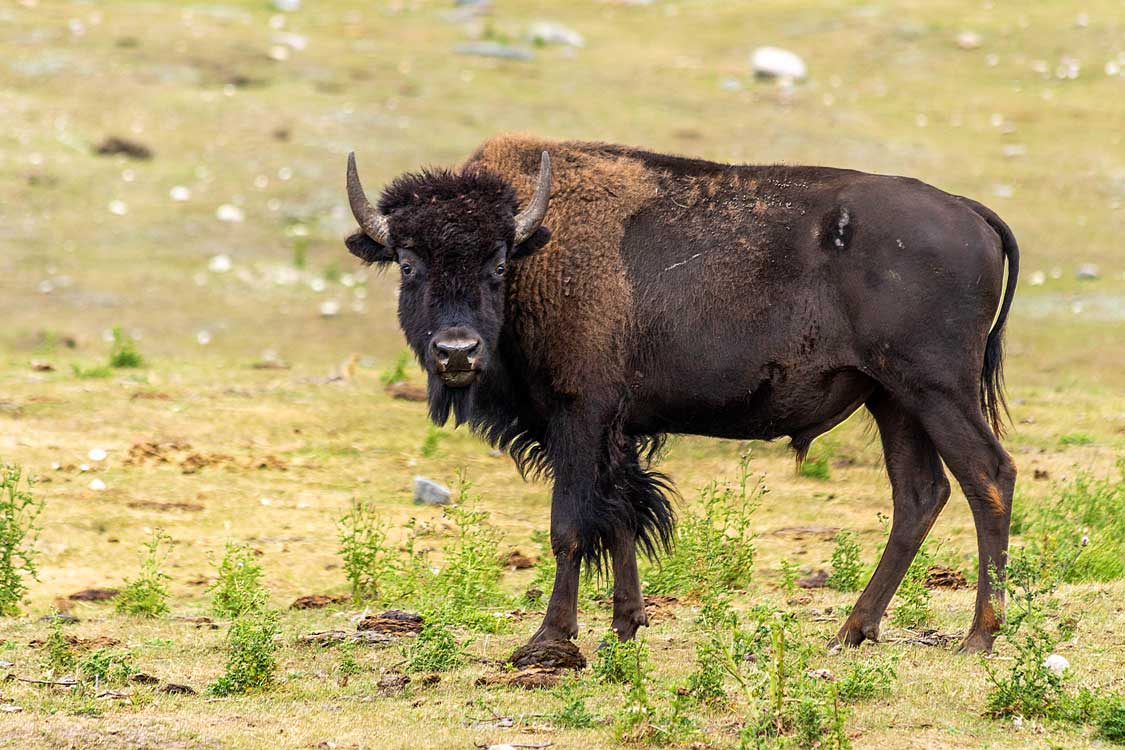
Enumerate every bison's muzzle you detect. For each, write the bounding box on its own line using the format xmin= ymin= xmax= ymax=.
xmin=431 ymin=328 xmax=482 ymax=387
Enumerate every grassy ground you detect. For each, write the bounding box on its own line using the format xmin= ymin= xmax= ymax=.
xmin=1 ymin=0 xmax=1123 ymax=748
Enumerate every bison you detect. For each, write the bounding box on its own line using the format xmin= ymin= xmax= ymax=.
xmin=344 ymin=135 xmax=1018 ymax=654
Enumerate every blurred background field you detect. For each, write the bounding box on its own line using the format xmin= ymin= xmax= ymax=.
xmin=0 ymin=1 xmax=1123 ymax=748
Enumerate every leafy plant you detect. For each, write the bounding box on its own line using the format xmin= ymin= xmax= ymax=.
xmin=0 ymin=464 xmax=43 ymax=616
xmin=208 ymin=542 xmax=267 ymax=618
xmin=420 ymin=425 xmax=443 ymax=458
xmin=207 ymin=608 xmax=282 ymax=695
xmin=984 ymin=544 xmax=1078 ymax=718
xmin=798 ymin=455 xmax=830 ymax=481
xmin=43 ymin=620 xmax=76 ymax=675
xmin=115 ymin=530 xmax=172 ymax=617
xmin=336 ymin=639 xmax=361 ymax=687
xmin=337 ymin=498 xmax=391 ymax=603
xmin=108 ymin=326 xmax=144 ymax=368
xmin=552 ymin=676 xmax=598 ymax=728
xmin=77 ymin=648 xmax=136 ymax=684
xmin=836 ymin=656 xmax=898 ymax=702
xmin=380 ymin=350 xmax=411 ymax=386
xmin=404 ymin=622 xmax=463 ymax=673
xmin=826 ymin=530 xmax=864 ymax=592
xmin=593 ymin=630 xmax=650 ymax=685
xmin=779 ymin=559 xmax=800 ymax=598
xmin=1011 ymin=459 xmax=1125 ymax=583
xmin=71 ymin=363 xmax=113 ymax=379
xmin=645 ymin=451 xmax=761 ymax=598
xmin=890 ymin=543 xmax=933 ymax=628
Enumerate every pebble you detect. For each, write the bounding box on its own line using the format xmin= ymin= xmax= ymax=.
xmin=750 ymin=46 xmax=807 ymax=81
xmin=208 ymin=254 xmax=232 ymax=273
xmin=108 ymin=200 xmax=128 ymax=216
xmin=413 ymin=476 xmax=452 ymax=506
xmin=1029 ymin=270 xmax=1046 ymax=286
xmin=169 ymin=185 xmax=191 ymax=201
xmin=89 ymin=478 xmax=107 ymax=491
xmin=1043 ymin=653 xmax=1069 ymax=676
xmin=319 ymin=300 xmax=340 ymax=317
xmin=956 ymin=30 xmax=982 ymax=50
xmin=528 ymin=21 xmax=584 ymax=48
xmin=1076 ymin=264 xmax=1099 ymax=280
xmin=88 ymin=448 xmax=107 ymax=461
xmin=215 ymin=204 xmax=245 ymax=223
xmin=272 ymin=0 xmax=300 ymax=11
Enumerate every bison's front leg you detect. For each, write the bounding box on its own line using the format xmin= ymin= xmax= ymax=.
xmin=528 ymin=486 xmax=583 ymax=643
xmin=610 ymin=530 xmax=647 ymax=640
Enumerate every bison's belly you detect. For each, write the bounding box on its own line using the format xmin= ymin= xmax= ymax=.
xmin=626 ymin=367 xmax=874 ymax=443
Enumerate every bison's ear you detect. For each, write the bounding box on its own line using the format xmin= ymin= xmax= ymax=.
xmin=345 ymin=230 xmax=394 ymax=265
xmin=512 ymin=226 xmax=551 ymax=259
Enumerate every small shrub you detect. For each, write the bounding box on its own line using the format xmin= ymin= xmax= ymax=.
xmin=798 ymin=455 xmax=830 ymax=481
xmin=1058 ymin=432 xmax=1093 ymax=446
xmin=380 ymin=350 xmax=411 ymax=386
xmin=337 ymin=498 xmax=391 ymax=603
xmin=984 ymin=544 xmax=1079 ymax=718
xmin=77 ymin=648 xmax=136 ymax=684
xmin=425 ymin=474 xmax=508 ymax=630
xmin=890 ymin=543 xmax=933 ymax=629
xmin=115 ymin=530 xmax=173 ymax=617
xmin=1099 ymin=697 xmax=1125 ymax=744
xmin=0 ymin=464 xmax=44 ymax=616
xmin=826 ymin=530 xmax=864 ymax=592
xmin=645 ymin=452 xmax=761 ymax=598
xmin=836 ymin=656 xmax=898 ymax=702
xmin=779 ymin=559 xmax=800 ymax=598
xmin=208 ymin=542 xmax=267 ymax=618
xmin=420 ymin=425 xmax=443 ymax=458
xmin=1011 ymin=459 xmax=1125 ymax=583
xmin=404 ymin=622 xmax=463 ymax=673
xmin=71 ymin=363 xmax=113 ymax=379
xmin=43 ymin=620 xmax=76 ymax=675
xmin=108 ymin=326 xmax=144 ymax=368
xmin=551 ymin=677 xmax=598 ymax=729
xmin=593 ymin=630 xmax=650 ymax=685
xmin=207 ymin=608 xmax=282 ymax=695
xmin=336 ymin=639 xmax=361 ymax=687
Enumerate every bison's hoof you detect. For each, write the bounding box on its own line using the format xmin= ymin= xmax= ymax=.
xmin=957 ymin=630 xmax=997 ymax=654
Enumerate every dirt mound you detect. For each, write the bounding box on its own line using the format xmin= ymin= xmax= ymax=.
xmin=925 ymin=565 xmax=969 ymax=590
xmin=357 ymin=610 xmax=424 ymax=635
xmin=68 ymin=588 xmax=119 ymax=602
xmin=125 ymin=440 xmax=287 ymax=474
xmin=509 ymin=639 xmax=586 ymax=670
xmin=290 ymin=594 xmax=349 ymax=610
xmin=505 ymin=550 xmax=535 ymax=569
xmin=95 ymin=136 xmax=152 ymax=160
xmin=385 ymin=381 xmax=427 ymax=401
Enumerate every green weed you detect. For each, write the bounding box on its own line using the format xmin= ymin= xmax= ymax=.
xmin=0 ymin=464 xmax=43 ymax=616
xmin=645 ymin=451 xmax=760 ymax=598
xmin=77 ymin=647 xmax=136 ymax=684
xmin=420 ymin=425 xmax=443 ymax=458
xmin=207 ymin=608 xmax=282 ymax=695
xmin=108 ymin=326 xmax=144 ymax=368
xmin=826 ymin=530 xmax=865 ymax=592
xmin=71 ymin=363 xmax=113 ymax=379
xmin=337 ymin=498 xmax=391 ymax=603
xmin=208 ymin=542 xmax=267 ymax=618
xmin=115 ymin=530 xmax=172 ymax=617
xmin=798 ymin=455 xmax=830 ymax=481
xmin=42 ymin=620 xmax=76 ymax=675
xmin=404 ymin=622 xmax=463 ymax=673
xmin=380 ymin=350 xmax=412 ymax=386
xmin=551 ymin=676 xmax=599 ymax=728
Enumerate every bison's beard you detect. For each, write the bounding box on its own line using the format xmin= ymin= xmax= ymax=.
xmin=427 ymin=374 xmax=477 ymax=427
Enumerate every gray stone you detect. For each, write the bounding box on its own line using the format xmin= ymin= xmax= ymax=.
xmin=454 ymin=42 xmax=534 ymax=61
xmin=1076 ymin=264 xmax=1100 ymax=280
xmin=413 ymin=476 xmax=452 ymax=505
xmin=528 ymin=21 xmax=584 ymax=48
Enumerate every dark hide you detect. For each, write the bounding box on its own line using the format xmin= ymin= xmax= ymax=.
xmin=345 ymin=135 xmax=1019 ymax=654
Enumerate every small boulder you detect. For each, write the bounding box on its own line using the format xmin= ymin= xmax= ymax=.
xmin=413 ymin=476 xmax=451 ymax=505
xmin=750 ymin=46 xmax=807 ymax=81
xmin=797 ymin=569 xmax=829 ymax=589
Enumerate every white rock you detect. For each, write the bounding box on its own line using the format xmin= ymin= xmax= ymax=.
xmin=1029 ymin=270 xmax=1046 ymax=286
xmin=108 ymin=200 xmax=128 ymax=216
xmin=272 ymin=32 xmax=307 ymax=51
xmin=414 ymin=476 xmax=452 ymax=506
xmin=272 ymin=0 xmax=300 ymax=11
xmin=196 ymin=329 xmax=212 ymax=345
xmin=319 ymin=300 xmax=341 ymax=317
xmin=208 ymin=254 xmax=232 ymax=273
xmin=169 ymin=185 xmax=191 ymax=201
xmin=528 ymin=21 xmax=584 ymax=48
xmin=88 ymin=448 xmax=107 ymax=461
xmin=1043 ymin=653 xmax=1069 ymax=676
xmin=956 ymin=30 xmax=982 ymax=49
xmin=89 ymin=478 xmax=107 ymax=491
xmin=215 ymin=204 xmax=244 ymax=223
xmin=751 ymin=46 xmax=807 ymax=81
xmin=1076 ymin=263 xmax=1100 ymax=280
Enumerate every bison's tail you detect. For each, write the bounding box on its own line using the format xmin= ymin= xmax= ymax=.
xmin=962 ymin=198 xmax=1020 ymax=437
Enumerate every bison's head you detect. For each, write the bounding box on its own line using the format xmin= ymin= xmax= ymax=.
xmin=344 ymin=151 xmax=551 ymax=425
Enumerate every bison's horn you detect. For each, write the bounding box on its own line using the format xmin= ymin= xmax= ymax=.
xmin=513 ymin=151 xmax=551 ymax=245
xmin=346 ymin=152 xmax=390 ymax=246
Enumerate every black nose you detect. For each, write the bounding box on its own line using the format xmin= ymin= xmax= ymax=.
xmin=431 ymin=331 xmax=481 ymax=369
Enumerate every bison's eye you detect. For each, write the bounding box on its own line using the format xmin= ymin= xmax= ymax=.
xmin=400 ymin=262 xmax=414 ymax=277
xmin=494 ymin=261 xmax=506 ymax=277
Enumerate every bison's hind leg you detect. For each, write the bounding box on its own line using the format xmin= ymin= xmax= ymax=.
xmin=835 ymin=390 xmax=951 ymax=647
